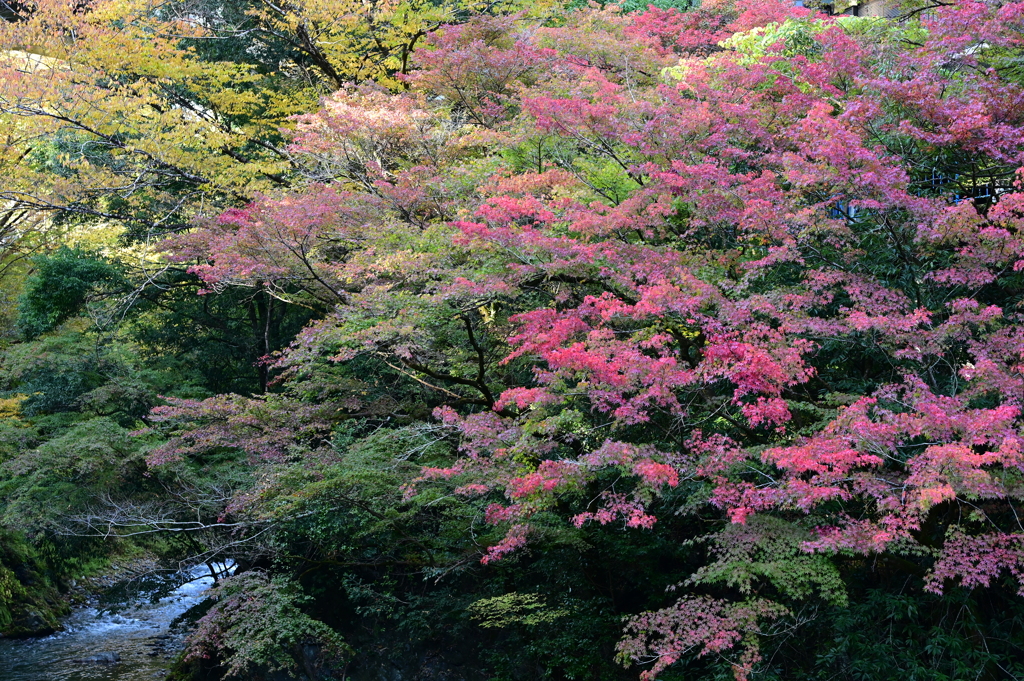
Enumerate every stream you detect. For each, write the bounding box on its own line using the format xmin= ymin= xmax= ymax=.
xmin=0 ymin=564 xmax=226 ymax=681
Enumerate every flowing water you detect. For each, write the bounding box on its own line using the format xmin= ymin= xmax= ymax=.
xmin=0 ymin=565 xmax=225 ymax=681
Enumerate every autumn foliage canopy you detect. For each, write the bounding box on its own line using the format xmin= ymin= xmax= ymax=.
xmin=145 ymin=0 xmax=1024 ymax=676
xmin=6 ymin=0 xmax=1024 ymax=677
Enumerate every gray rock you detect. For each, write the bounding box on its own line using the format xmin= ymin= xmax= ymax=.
xmin=21 ymin=611 xmax=47 ymax=632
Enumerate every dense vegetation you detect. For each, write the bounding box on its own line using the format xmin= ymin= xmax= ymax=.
xmin=3 ymin=0 xmax=1024 ymax=679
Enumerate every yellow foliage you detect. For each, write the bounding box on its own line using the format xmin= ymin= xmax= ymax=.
xmin=0 ymin=395 xmax=26 ymax=421
xmin=467 ymin=593 xmax=568 ymax=628
xmin=0 ymin=0 xmax=549 ymax=262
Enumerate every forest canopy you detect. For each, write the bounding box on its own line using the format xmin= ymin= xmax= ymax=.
xmin=3 ymin=0 xmax=1024 ymax=679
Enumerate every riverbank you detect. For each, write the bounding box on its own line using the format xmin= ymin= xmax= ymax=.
xmin=0 ymin=531 xmax=69 ymax=637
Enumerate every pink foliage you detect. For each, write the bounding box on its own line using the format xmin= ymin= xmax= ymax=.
xmin=147 ymin=395 xmax=333 ymax=467
xmin=404 ymin=14 xmax=558 ymax=128
xmin=481 ymin=523 xmax=530 ymax=564
xmin=573 ymin=492 xmax=658 ymax=530
xmin=618 ymin=596 xmax=788 ymax=681
xmin=927 ymin=530 xmax=1024 ymax=595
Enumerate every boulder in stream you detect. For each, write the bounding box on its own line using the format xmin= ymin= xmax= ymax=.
xmin=74 ymin=651 xmax=121 ymax=664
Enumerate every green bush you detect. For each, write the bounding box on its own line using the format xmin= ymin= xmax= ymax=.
xmin=17 ymin=247 xmax=124 ymax=340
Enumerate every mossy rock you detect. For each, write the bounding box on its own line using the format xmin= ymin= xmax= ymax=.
xmin=0 ymin=531 xmax=68 ymax=637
